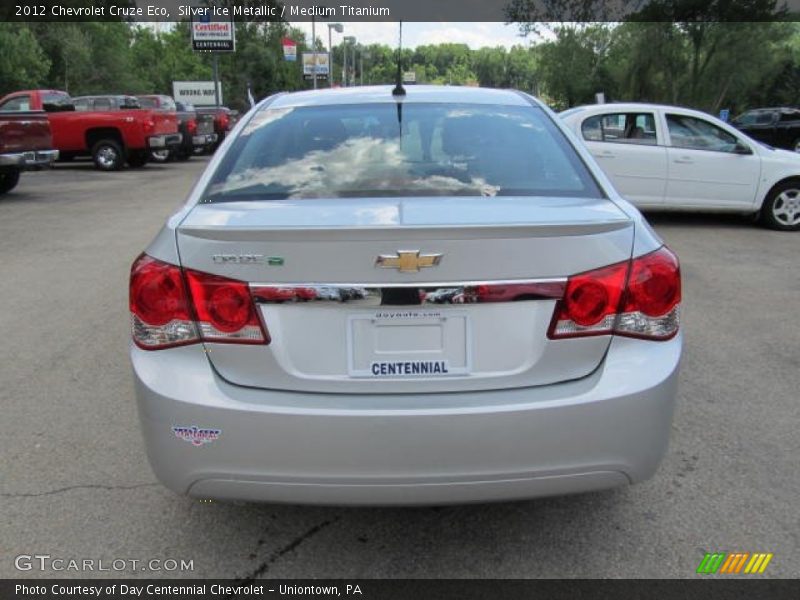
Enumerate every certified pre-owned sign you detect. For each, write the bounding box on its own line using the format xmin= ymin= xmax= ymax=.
xmin=191 ymin=17 xmax=235 ymax=52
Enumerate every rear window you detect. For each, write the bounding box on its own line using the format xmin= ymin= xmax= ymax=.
xmin=203 ymin=103 xmax=602 ymax=202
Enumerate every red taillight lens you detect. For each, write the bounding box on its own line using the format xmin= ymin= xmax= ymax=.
xmin=187 ymin=118 xmax=197 ymax=135
xmin=623 ymin=247 xmax=681 ymax=317
xmin=549 ymin=261 xmax=628 ymax=338
xmin=549 ymin=246 xmax=680 ymax=341
xmin=216 ymin=113 xmax=230 ymax=130
xmin=185 ymin=269 xmax=268 ymax=344
xmin=130 ymin=254 xmax=198 ymax=349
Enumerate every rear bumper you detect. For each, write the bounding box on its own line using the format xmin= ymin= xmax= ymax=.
xmin=0 ymin=149 xmax=59 ymax=169
xmin=192 ymin=133 xmax=217 ymax=147
xmin=148 ymin=134 xmax=183 ymax=149
xmin=132 ymin=334 xmax=681 ymax=505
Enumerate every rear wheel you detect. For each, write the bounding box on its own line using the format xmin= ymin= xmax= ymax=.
xmin=761 ymin=181 xmax=800 ymax=230
xmin=149 ymin=149 xmax=171 ymax=163
xmin=0 ymin=168 xmax=21 ymax=195
xmin=92 ymin=139 xmax=124 ymax=171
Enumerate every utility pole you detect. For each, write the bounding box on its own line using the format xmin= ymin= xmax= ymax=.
xmin=327 ymin=23 xmax=343 ymax=87
xmin=212 ymin=53 xmax=220 ymax=108
xmin=343 ymin=36 xmax=356 ymax=87
xmin=312 ymin=16 xmax=317 ymax=90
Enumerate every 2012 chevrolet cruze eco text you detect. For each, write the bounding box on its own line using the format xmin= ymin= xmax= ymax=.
xmin=130 ymin=86 xmax=682 ymax=505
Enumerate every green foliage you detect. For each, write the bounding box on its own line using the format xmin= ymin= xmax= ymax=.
xmin=2 ymin=17 xmax=799 ymax=114
xmin=0 ymin=24 xmax=51 ymax=94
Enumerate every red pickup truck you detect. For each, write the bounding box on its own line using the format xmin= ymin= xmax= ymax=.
xmin=0 ymin=90 xmax=181 ymax=171
xmin=0 ymin=110 xmax=58 ymax=195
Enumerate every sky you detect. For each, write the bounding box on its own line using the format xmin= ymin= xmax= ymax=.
xmin=291 ymin=22 xmax=545 ymax=50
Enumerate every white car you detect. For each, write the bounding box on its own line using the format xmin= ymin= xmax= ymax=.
xmin=560 ymin=103 xmax=800 ymax=230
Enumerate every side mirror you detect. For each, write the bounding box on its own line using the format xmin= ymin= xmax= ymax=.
xmin=734 ymin=141 xmax=752 ymax=155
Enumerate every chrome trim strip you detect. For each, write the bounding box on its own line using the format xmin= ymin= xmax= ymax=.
xmin=250 ymin=278 xmax=566 ymax=289
xmin=250 ymin=279 xmax=567 ymax=306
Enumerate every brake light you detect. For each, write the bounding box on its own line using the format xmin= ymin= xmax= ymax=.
xmin=186 ymin=118 xmax=197 ymax=135
xmin=130 ymin=254 xmax=268 ymax=350
xmin=184 ymin=269 xmax=268 ymax=344
xmin=617 ymin=246 xmax=681 ymax=339
xmin=548 ymin=246 xmax=680 ymax=341
xmin=130 ymin=254 xmax=198 ymax=349
xmin=216 ymin=113 xmax=230 ymax=130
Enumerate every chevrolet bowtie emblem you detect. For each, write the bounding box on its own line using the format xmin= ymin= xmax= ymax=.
xmin=375 ymin=250 xmax=443 ymax=273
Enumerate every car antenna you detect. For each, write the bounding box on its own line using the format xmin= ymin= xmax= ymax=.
xmin=392 ymin=21 xmax=406 ymax=97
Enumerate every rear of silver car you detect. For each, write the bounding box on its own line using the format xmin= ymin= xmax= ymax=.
xmin=130 ymin=88 xmax=681 ymax=505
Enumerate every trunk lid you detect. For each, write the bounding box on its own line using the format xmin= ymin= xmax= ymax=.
xmin=177 ymin=196 xmax=633 ymax=393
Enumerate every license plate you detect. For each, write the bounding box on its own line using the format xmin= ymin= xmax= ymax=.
xmin=347 ymin=309 xmax=471 ymax=378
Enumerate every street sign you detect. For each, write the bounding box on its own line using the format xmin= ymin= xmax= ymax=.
xmin=172 ymin=81 xmax=224 ymax=107
xmin=719 ymin=109 xmax=730 ymax=122
xmin=403 ymin=71 xmax=416 ymax=83
xmin=191 ymin=16 xmax=235 ymax=52
xmin=282 ymin=37 xmax=297 ymax=62
xmin=302 ymin=53 xmax=329 ymax=79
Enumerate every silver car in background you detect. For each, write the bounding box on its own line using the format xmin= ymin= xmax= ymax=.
xmin=130 ymin=86 xmax=682 ymax=505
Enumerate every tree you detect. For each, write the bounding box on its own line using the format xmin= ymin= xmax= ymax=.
xmin=0 ymin=24 xmax=51 ymax=95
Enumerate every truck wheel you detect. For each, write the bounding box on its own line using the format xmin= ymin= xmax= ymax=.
xmin=92 ymin=140 xmax=124 ymax=171
xmin=0 ymin=168 xmax=21 ymax=195
xmin=149 ymin=149 xmax=171 ymax=163
xmin=761 ymin=181 xmax=800 ymax=231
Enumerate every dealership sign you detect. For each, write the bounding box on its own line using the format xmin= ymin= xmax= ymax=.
xmin=191 ymin=17 xmax=235 ymax=52
xmin=302 ymin=53 xmax=329 ymax=79
xmin=172 ymin=81 xmax=224 ymax=107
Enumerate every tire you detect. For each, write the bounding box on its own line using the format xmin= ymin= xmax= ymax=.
xmin=0 ymin=168 xmax=21 ymax=195
xmin=127 ymin=151 xmax=149 ymax=168
xmin=91 ymin=139 xmax=124 ymax=171
xmin=149 ymin=149 xmax=171 ymax=163
xmin=761 ymin=181 xmax=800 ymax=231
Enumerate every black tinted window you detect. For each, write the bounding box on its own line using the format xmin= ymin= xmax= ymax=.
xmin=204 ymin=103 xmax=602 ymax=202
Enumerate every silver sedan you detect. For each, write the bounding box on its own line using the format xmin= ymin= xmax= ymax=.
xmin=130 ymin=85 xmax=682 ymax=505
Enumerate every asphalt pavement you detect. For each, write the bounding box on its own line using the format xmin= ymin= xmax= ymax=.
xmin=1 ymin=159 xmax=797 ymax=579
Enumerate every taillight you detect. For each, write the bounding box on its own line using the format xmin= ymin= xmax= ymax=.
xmin=548 ymin=246 xmax=680 ymax=341
xmin=130 ymin=254 xmax=198 ymax=349
xmin=216 ymin=113 xmax=230 ymax=130
xmin=184 ymin=269 xmax=268 ymax=344
xmin=617 ymin=246 xmax=681 ymax=339
xmin=130 ymin=254 xmax=268 ymax=350
xmin=187 ymin=118 xmax=197 ymax=135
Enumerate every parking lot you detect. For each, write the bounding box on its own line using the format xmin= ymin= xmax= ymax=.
xmin=1 ymin=158 xmax=798 ymax=579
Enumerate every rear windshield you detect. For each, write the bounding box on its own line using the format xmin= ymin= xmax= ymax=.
xmin=203 ymin=103 xmax=602 ymax=202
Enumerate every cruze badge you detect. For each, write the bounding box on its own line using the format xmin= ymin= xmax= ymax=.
xmin=212 ymin=254 xmax=284 ymax=266
xmin=375 ymin=250 xmax=442 ymax=273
